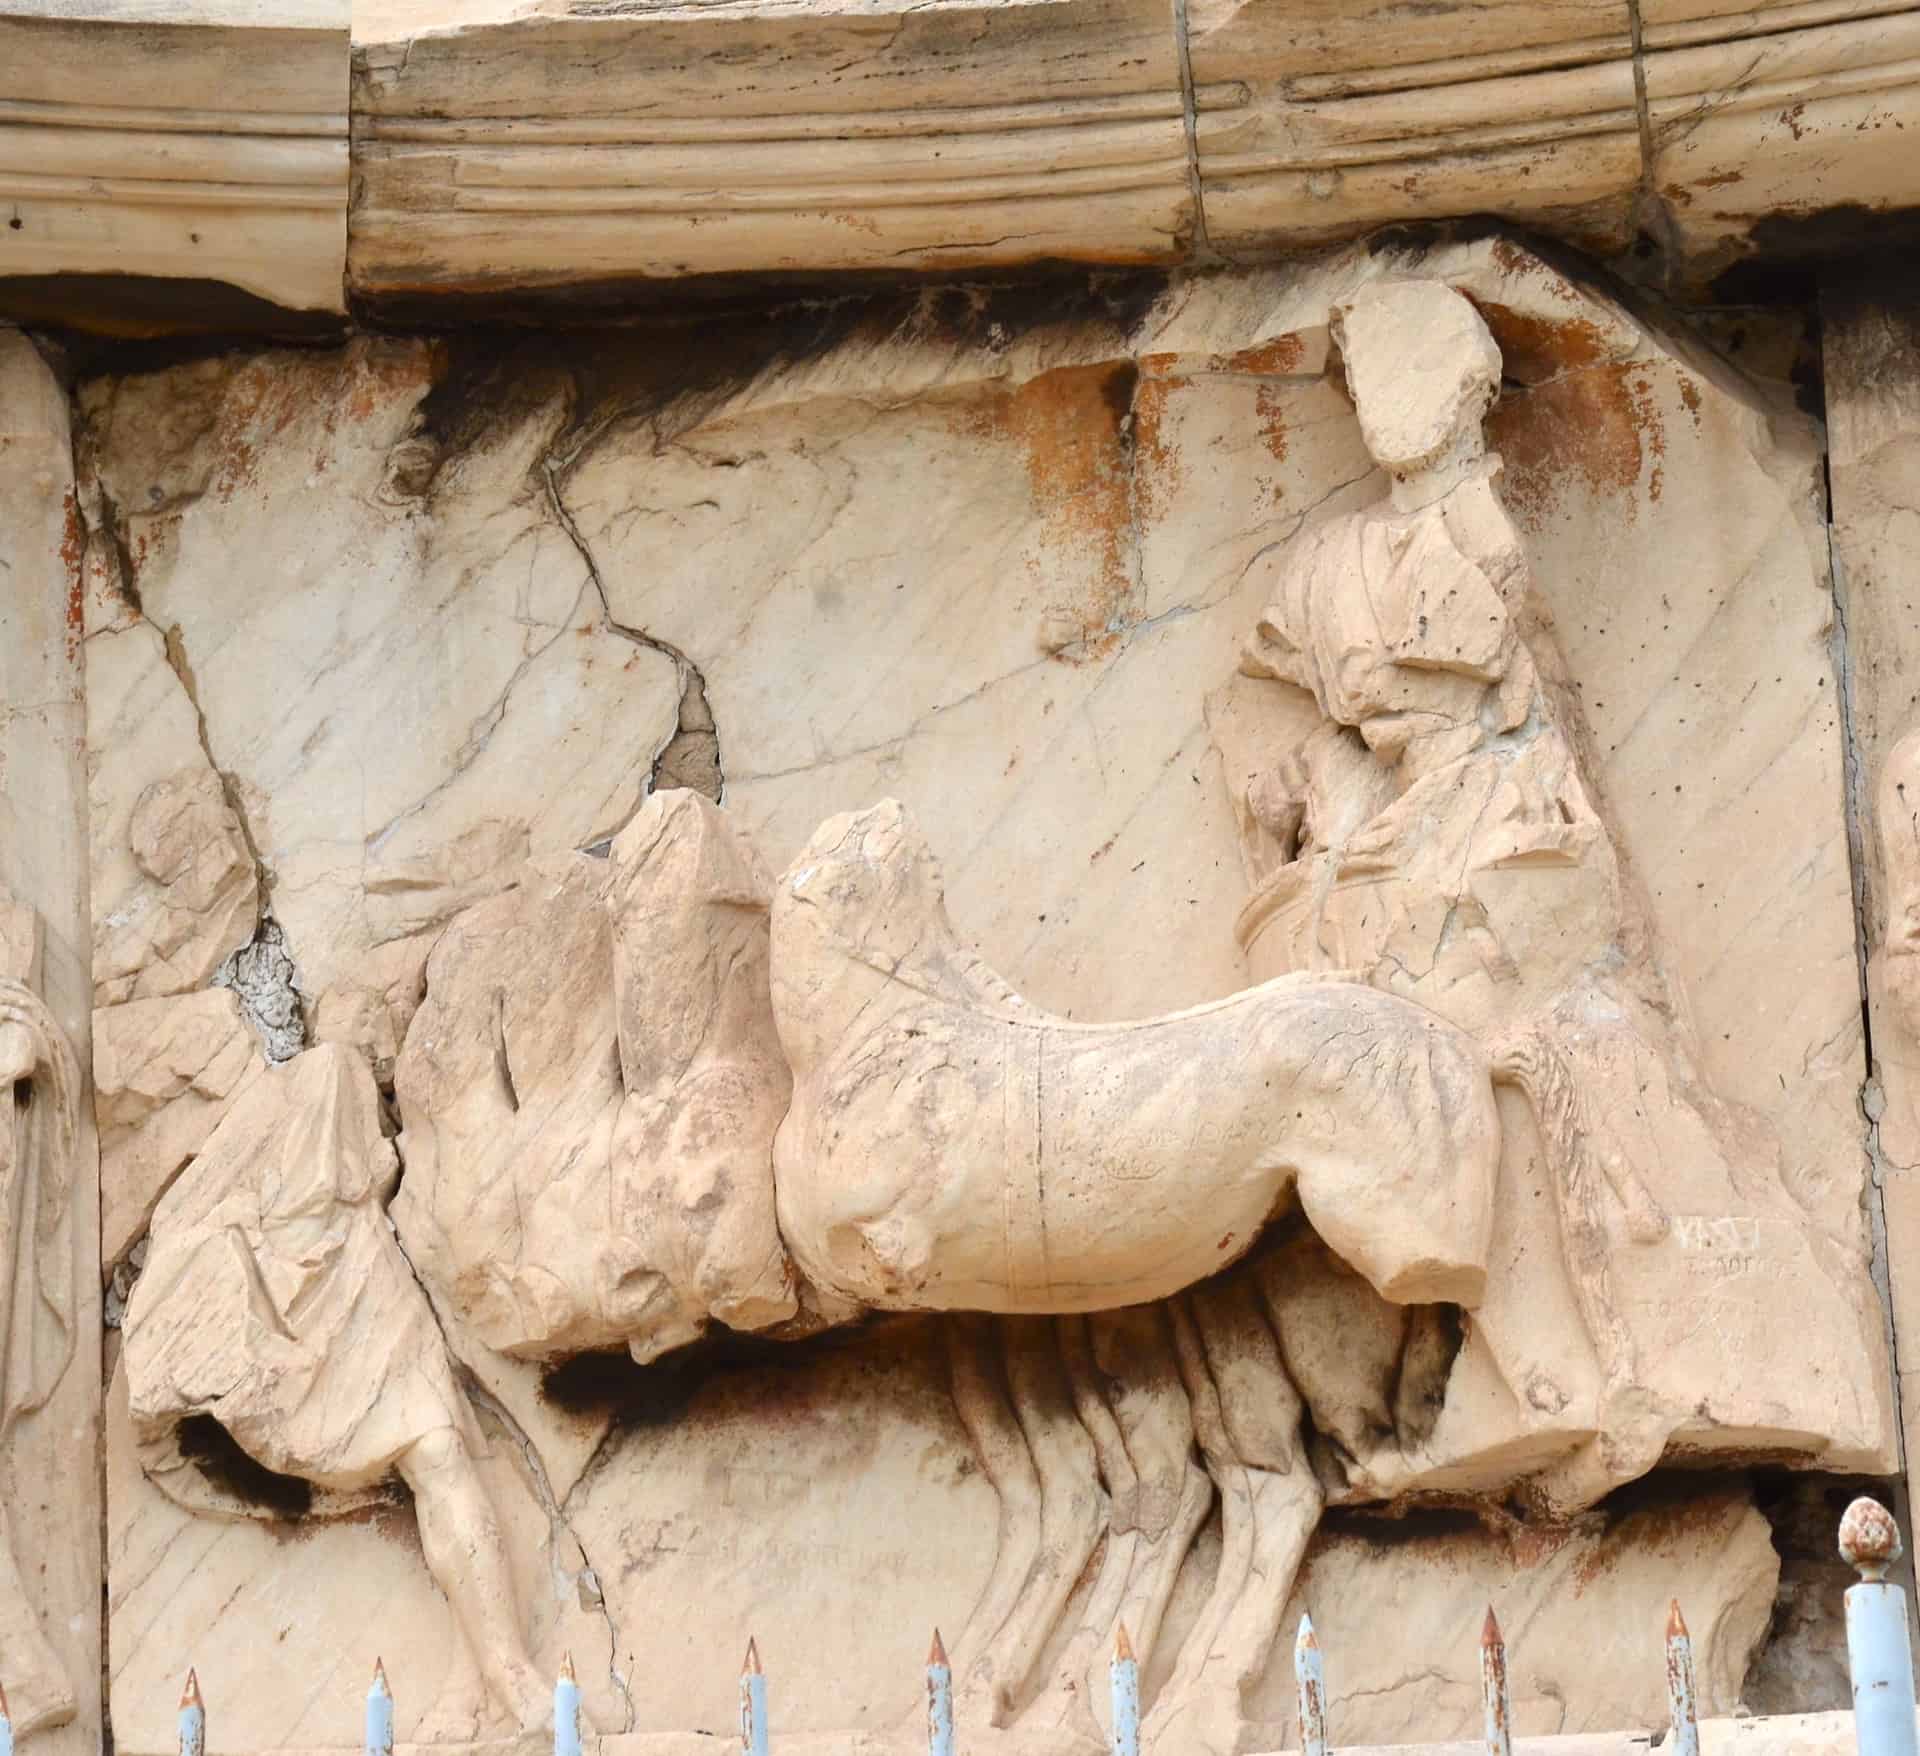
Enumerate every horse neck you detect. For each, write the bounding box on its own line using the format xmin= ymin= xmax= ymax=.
xmin=779 ymin=909 xmax=968 ymax=1069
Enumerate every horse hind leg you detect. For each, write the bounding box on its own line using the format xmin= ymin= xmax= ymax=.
xmin=966 ymin=1315 xmax=1107 ymax=1727
xmin=1144 ymin=1281 xmax=1321 ymax=1756
xmin=1017 ymin=1316 xmax=1146 ymax=1748
xmin=946 ymin=1315 xmax=1045 ymax=1721
xmin=1093 ymin=1303 xmax=1213 ymax=1680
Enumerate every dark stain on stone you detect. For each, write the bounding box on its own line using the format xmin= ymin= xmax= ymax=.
xmin=175 ymin=1414 xmax=314 ymax=1519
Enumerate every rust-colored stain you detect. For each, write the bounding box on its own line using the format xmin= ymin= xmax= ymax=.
xmin=1487 ymin=361 xmax=1667 ymax=530
xmin=1255 ymin=382 xmax=1290 ymax=468
xmin=1223 ymin=331 xmax=1307 ymax=375
xmin=1129 ymin=370 xmax=1181 ymax=532
xmin=955 ymin=360 xmax=1140 ymax=663
xmin=62 ymin=492 xmax=86 ymax=663
xmin=1470 ymin=299 xmax=1612 ymax=384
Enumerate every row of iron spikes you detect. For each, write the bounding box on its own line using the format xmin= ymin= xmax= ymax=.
xmin=118 ymin=1493 xmax=1905 ymax=1756
xmin=155 ymin=1612 xmax=1693 ymax=1756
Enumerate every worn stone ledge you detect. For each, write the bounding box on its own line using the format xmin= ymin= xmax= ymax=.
xmin=1 ymin=0 xmax=1917 ymax=317
xmin=0 ymin=1 xmax=348 ymax=315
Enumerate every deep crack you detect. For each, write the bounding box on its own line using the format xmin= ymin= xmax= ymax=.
xmin=541 ymin=452 xmax=725 ymax=805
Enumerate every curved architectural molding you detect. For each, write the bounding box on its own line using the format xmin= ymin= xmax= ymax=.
xmin=0 ymin=0 xmax=1915 ymax=315
xmin=0 ymin=1 xmax=347 ymax=315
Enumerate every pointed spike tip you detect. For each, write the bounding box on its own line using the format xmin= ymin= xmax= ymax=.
xmin=181 ymin=1669 xmax=203 ymax=1709
xmin=559 ymin=1652 xmax=577 ymax=1685
xmin=1667 ymin=1600 xmax=1688 ymax=1639
xmin=1481 ymin=1606 xmax=1503 ymax=1647
xmin=744 ymin=1638 xmax=762 ymax=1676
xmin=1297 ymin=1612 xmax=1318 ymax=1651
xmin=372 ymin=1657 xmax=390 ymax=1691
xmin=1114 ymin=1624 xmax=1135 ymax=1664
xmin=928 ymin=1629 xmax=948 ymax=1668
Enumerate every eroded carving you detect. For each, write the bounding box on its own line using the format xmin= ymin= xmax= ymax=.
xmin=123 ymin=1044 xmax=549 ymax=1732
xmin=0 ymin=893 xmax=81 ymax=1736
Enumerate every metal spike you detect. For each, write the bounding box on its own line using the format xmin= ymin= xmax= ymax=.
xmin=1296 ymin=1613 xmax=1327 ymax=1756
xmin=555 ymin=1648 xmax=584 ymax=1756
xmin=927 ymin=1630 xmax=954 ymax=1756
xmin=741 ymin=1639 xmax=769 ymax=1756
xmin=366 ymin=1655 xmax=395 ymax=1756
xmin=1110 ymin=1623 xmax=1140 ymax=1756
xmin=1480 ymin=1607 xmax=1510 ymax=1756
xmin=1666 ymin=1599 xmax=1698 ymax=1756
xmin=178 ymin=1668 xmax=206 ymax=1756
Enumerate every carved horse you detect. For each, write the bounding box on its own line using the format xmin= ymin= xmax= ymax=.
xmin=767 ymin=798 xmax=1503 ymax=1319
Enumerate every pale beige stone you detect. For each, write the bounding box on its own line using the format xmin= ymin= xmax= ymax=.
xmin=0 ymin=1 xmax=347 ymax=315
xmin=123 ymin=1043 xmax=554 ymax=1729
xmin=1644 ymin=8 xmax=1920 ymax=285
xmin=348 ymin=0 xmax=1190 ymax=299
xmin=0 ymin=327 xmax=102 ymax=1756
xmin=91 ymin=764 xmax=257 ymax=1009
xmin=1219 ymin=278 xmax=1888 ymax=1525
xmin=94 ymin=986 xmax=264 ymax=1269
xmin=87 ymin=243 xmax=1898 ymax=1753
xmin=770 ymin=797 xmax=1501 ymax=1316
xmin=77 ymin=341 xmax=683 ymax=1008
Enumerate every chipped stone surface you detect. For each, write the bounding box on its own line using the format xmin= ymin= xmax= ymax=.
xmin=78 ymin=242 xmax=1897 ymax=1750
xmin=94 ymin=985 xmax=264 ymax=1269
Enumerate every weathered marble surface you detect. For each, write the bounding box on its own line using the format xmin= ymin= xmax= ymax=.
xmin=1827 ymin=277 xmax=1920 ymax=1482
xmin=0 ymin=0 xmax=348 ymax=315
xmin=85 ymin=241 xmax=1894 ymax=1751
xmin=0 ymin=328 xmax=103 ymax=1756
xmin=7 ymin=0 xmax=1920 ymax=315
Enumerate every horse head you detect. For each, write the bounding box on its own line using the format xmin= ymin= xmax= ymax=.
xmin=607 ymin=789 xmax=801 ymax=1363
xmin=769 ymin=798 xmax=970 ymax=1069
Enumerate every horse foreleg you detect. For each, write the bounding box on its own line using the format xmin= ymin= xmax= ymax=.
xmin=966 ymin=1315 xmax=1107 ymax=1726
xmin=1144 ymin=1283 xmax=1321 ymax=1756
xmin=946 ymin=1314 xmax=1045 ymax=1720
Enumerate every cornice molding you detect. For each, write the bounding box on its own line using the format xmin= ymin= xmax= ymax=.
xmin=0 ymin=0 xmax=1915 ymax=320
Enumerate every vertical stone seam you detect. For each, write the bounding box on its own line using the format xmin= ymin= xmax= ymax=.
xmin=1623 ymin=0 xmax=1681 ymax=285
xmin=47 ymin=342 xmax=114 ymax=1756
xmin=1818 ymin=312 xmax=1910 ymax=1520
xmin=1170 ymin=0 xmax=1217 ymax=264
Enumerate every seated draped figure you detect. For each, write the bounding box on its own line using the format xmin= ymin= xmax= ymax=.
xmin=115 ymin=276 xmax=1890 ymax=1756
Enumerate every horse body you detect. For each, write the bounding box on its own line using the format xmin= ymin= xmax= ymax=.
xmin=770 ymin=800 xmax=1503 ymax=1321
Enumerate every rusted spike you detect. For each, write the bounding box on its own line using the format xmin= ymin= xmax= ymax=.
xmin=1480 ymin=1607 xmax=1510 ymax=1756
xmin=1295 ymin=1613 xmax=1327 ymax=1756
xmin=1110 ymin=1624 xmax=1140 ymax=1756
xmin=178 ymin=1669 xmax=206 ymax=1756
xmin=1842 ymin=1498 xmax=1919 ymax=1756
xmin=555 ymin=1652 xmax=584 ymax=1756
xmin=927 ymin=1629 xmax=954 ymax=1756
xmin=1665 ymin=1600 xmax=1698 ymax=1756
xmin=741 ymin=1639 xmax=769 ymax=1756
xmin=366 ymin=1655 xmax=395 ymax=1756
